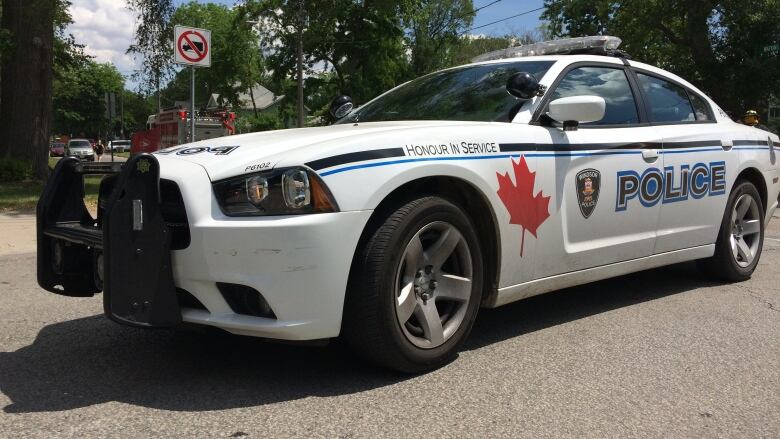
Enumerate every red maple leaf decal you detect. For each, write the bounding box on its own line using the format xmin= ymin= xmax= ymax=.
xmin=496 ymin=156 xmax=551 ymax=256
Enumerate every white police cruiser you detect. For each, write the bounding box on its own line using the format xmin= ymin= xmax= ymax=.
xmin=37 ymin=37 xmax=779 ymax=372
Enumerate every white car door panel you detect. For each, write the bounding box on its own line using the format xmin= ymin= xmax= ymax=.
xmin=527 ymin=64 xmax=663 ymax=280
xmin=532 ymin=127 xmax=664 ymax=279
xmin=631 ymin=70 xmax=740 ymax=253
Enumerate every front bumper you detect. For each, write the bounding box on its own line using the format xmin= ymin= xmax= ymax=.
xmin=37 ymin=155 xmax=372 ymax=340
xmin=159 ymin=158 xmax=371 ymax=340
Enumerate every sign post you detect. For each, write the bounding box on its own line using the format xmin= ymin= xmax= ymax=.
xmin=174 ymin=25 xmax=212 ymax=143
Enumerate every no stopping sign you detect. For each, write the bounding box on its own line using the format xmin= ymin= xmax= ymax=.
xmin=174 ymin=26 xmax=211 ymax=67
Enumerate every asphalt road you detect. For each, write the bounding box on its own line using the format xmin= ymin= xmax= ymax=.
xmin=1 ymin=215 xmax=778 ymax=438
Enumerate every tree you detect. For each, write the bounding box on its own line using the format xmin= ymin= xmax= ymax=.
xmin=119 ymin=90 xmax=156 ymax=134
xmin=404 ymin=0 xmax=474 ymax=76
xmin=52 ymin=60 xmax=125 ymax=138
xmin=242 ymin=0 xmax=411 ymax=108
xmin=0 ymin=0 xmax=56 ymax=179
xmin=170 ymin=2 xmax=261 ymax=109
xmin=542 ymin=0 xmax=780 ymax=118
xmin=126 ymin=0 xmax=175 ymax=112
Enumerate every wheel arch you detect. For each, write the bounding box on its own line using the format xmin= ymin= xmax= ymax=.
xmin=735 ymin=166 xmax=767 ymax=212
xmin=346 ymin=175 xmax=502 ymax=307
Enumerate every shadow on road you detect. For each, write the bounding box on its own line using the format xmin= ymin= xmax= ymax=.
xmin=0 ymin=261 xmax=716 ymax=414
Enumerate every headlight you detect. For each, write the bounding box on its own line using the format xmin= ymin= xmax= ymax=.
xmin=213 ymin=167 xmax=339 ymax=216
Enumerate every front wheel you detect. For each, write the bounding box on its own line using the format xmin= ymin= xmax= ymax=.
xmin=343 ymin=196 xmax=484 ymax=373
xmin=698 ymin=180 xmax=764 ymax=281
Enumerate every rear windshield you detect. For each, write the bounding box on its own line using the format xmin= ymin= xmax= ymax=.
xmin=113 ymin=140 xmax=130 ymax=145
xmin=69 ymin=140 xmax=91 ymax=148
xmin=337 ymin=61 xmax=555 ymax=123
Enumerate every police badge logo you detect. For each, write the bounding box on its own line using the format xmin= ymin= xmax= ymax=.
xmin=576 ymin=169 xmax=600 ymax=218
xmin=137 ymin=159 xmax=151 ymax=174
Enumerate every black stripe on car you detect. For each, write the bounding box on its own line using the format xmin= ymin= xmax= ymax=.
xmin=306 ymin=148 xmax=405 ymax=171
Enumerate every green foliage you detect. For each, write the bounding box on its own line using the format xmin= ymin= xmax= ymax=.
xmin=126 ymin=0 xmax=175 ymax=98
xmin=542 ymin=0 xmax=780 ymax=116
xmin=451 ymin=35 xmax=514 ymax=66
xmin=0 ymin=158 xmax=32 ymax=182
xmin=404 ymin=0 xmax=474 ymax=76
xmin=241 ymin=0 xmax=476 ymax=110
xmin=170 ymin=2 xmax=263 ymax=108
xmin=120 ymin=90 xmax=156 ymax=134
xmin=235 ymin=113 xmax=284 ymax=133
xmin=53 ymin=61 xmax=126 ymax=138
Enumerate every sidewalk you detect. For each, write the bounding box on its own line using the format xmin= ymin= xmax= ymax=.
xmin=0 ymin=212 xmax=36 ymax=256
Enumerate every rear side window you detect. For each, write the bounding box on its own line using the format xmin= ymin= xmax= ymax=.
xmin=688 ymin=92 xmax=713 ymax=121
xmin=548 ymin=67 xmax=639 ymax=125
xmin=637 ymin=73 xmax=695 ymax=123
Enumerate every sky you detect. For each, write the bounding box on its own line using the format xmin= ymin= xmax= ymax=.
xmin=66 ymin=0 xmax=546 ymax=89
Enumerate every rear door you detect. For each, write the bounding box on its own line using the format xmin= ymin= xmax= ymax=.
xmin=630 ymin=70 xmax=741 ymax=253
xmin=531 ymin=63 xmax=664 ymax=279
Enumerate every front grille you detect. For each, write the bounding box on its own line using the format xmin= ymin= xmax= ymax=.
xmin=159 ymin=179 xmax=190 ymax=250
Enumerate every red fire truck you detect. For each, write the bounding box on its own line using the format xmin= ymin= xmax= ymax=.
xmin=131 ymin=106 xmax=236 ymax=154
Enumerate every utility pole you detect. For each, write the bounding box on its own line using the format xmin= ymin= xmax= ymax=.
xmin=120 ymin=91 xmax=125 ymax=139
xmin=296 ymin=0 xmax=305 ymax=128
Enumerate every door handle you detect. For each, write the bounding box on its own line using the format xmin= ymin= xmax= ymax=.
xmin=721 ymin=139 xmax=733 ymax=151
xmin=642 ymin=149 xmax=659 ymax=163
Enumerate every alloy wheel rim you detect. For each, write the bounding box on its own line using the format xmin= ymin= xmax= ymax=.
xmin=729 ymin=193 xmax=761 ymax=268
xmin=394 ymin=221 xmax=473 ymax=349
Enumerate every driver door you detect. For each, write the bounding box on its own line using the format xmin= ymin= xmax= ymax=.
xmin=530 ymin=64 xmax=663 ymax=280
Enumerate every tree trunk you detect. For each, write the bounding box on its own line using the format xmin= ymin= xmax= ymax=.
xmin=0 ymin=0 xmax=55 ymax=180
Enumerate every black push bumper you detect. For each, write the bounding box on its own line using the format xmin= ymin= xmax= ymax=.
xmin=37 ymin=155 xmax=182 ymax=327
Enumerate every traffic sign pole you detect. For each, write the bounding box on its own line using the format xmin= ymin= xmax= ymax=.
xmin=173 ymin=25 xmax=212 ymax=143
xmin=191 ymin=65 xmax=196 ymax=143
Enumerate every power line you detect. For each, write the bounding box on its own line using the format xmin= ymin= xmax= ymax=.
xmin=472 ymin=0 xmax=504 ymax=15
xmin=445 ymin=0 xmax=503 ymax=33
xmin=463 ymin=6 xmax=545 ymax=34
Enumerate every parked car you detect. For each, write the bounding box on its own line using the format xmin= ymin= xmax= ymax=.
xmin=36 ymin=37 xmax=780 ymax=372
xmin=65 ymin=139 xmax=95 ymax=161
xmin=107 ymin=140 xmax=131 ymax=153
xmin=49 ymin=142 xmax=65 ymax=157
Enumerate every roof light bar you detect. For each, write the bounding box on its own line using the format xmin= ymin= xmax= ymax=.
xmin=472 ymin=36 xmax=623 ymax=63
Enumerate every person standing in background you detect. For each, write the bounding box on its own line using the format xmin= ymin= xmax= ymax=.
xmin=96 ymin=140 xmax=105 ymax=161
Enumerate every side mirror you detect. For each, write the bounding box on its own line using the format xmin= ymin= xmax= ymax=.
xmin=329 ymin=95 xmax=354 ymax=119
xmin=547 ymin=96 xmax=606 ymax=129
xmin=506 ymin=72 xmax=545 ymax=99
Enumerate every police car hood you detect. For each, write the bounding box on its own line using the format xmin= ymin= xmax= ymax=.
xmin=155 ymin=121 xmax=505 ymax=181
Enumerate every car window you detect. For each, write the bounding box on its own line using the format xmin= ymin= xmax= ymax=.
xmin=69 ymin=140 xmax=91 ymax=148
xmin=637 ymin=73 xmax=695 ymax=123
xmin=687 ymin=92 xmax=712 ymax=121
xmin=338 ymin=61 xmax=555 ymax=123
xmin=548 ymin=66 xmax=639 ymax=125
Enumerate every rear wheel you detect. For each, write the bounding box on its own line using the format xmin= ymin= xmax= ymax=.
xmin=698 ymin=180 xmax=764 ymax=281
xmin=344 ymin=196 xmax=483 ymax=373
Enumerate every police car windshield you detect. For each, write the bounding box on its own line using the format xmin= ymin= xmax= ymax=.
xmin=339 ymin=61 xmax=554 ymax=124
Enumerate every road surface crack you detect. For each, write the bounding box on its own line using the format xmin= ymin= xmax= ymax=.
xmin=734 ymin=284 xmax=779 ymax=313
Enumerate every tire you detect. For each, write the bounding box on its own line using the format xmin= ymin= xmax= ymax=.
xmin=697 ymin=180 xmax=764 ymax=281
xmin=343 ymin=196 xmax=484 ymax=373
